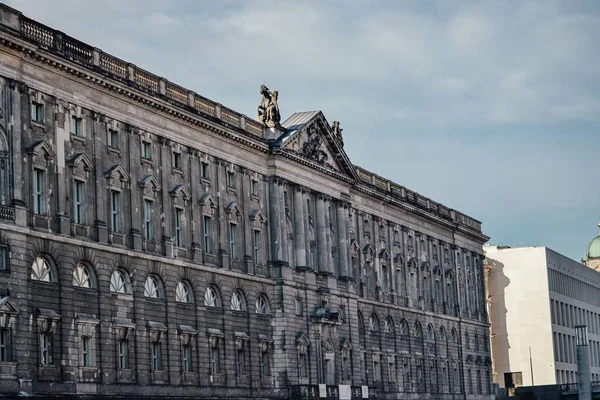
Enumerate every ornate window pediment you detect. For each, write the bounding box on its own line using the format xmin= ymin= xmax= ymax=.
xmin=170 ymin=184 xmax=190 ymax=201
xmin=178 ymin=325 xmax=197 ymax=346
xmin=0 ymin=297 xmax=20 ymax=328
xmin=234 ymin=331 xmax=250 ymax=350
xmin=394 ymin=253 xmax=405 ymax=265
xmin=207 ymin=328 xmax=224 ymax=348
xmin=147 ymin=321 xmax=167 ymax=343
xmin=296 ymin=332 xmax=311 ymax=355
xmin=28 ymin=140 xmax=55 ymax=167
xmin=363 ymin=244 xmax=375 ymax=263
xmin=139 ymin=174 xmax=161 ymax=198
xmin=67 ymin=153 xmax=93 ymax=179
xmin=249 ymin=208 xmax=267 ymax=226
xmin=36 ymin=308 xmax=61 ymax=333
xmin=379 ymin=248 xmax=390 ymax=261
xmin=104 ymin=165 xmax=129 ymax=189
xmin=199 ymin=192 xmax=217 ymax=215
xmin=350 ymin=239 xmax=360 ymax=259
xmin=225 ymin=201 xmax=242 ymax=221
xmin=112 ymin=317 xmax=136 ymax=340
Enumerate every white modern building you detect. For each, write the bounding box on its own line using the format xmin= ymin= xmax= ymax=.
xmin=485 ymin=241 xmax=600 ymax=391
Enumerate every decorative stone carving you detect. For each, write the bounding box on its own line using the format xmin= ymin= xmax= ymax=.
xmin=331 ymin=121 xmax=344 ymax=147
xmin=257 ymin=85 xmax=280 ymax=128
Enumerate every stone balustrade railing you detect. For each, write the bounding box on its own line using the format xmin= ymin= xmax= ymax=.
xmin=19 ymin=16 xmax=264 ymax=138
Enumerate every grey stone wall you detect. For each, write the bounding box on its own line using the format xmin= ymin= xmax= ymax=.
xmin=0 ymin=17 xmax=492 ymax=399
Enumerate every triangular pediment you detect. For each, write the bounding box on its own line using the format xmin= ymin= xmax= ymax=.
xmin=139 ymin=174 xmax=161 ymax=191
xmin=0 ymin=297 xmax=21 ymax=315
xmin=250 ymin=208 xmax=267 ymax=223
xmin=170 ymin=184 xmax=190 ymax=200
xmin=278 ymin=111 xmax=358 ymax=180
xmin=67 ymin=153 xmax=93 ymax=171
xmin=105 ymin=164 xmax=129 ymax=183
xmin=27 ymin=140 xmax=55 ymax=159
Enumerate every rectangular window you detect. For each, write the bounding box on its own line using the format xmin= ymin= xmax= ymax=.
xmin=118 ymin=340 xmax=128 ymax=369
xmin=175 ymin=208 xmax=184 ymax=247
xmin=71 ymin=116 xmax=82 ymax=135
xmin=253 ymin=230 xmax=261 ymax=265
xmin=0 ymin=246 xmax=7 ymax=271
xmin=172 ymin=152 xmax=182 ymax=170
xmin=251 ymin=180 xmax=258 ymax=196
xmin=237 ymin=349 xmax=246 ymax=376
xmin=111 ymin=190 xmax=120 ymax=232
xmin=210 ymin=347 xmax=219 ymax=374
xmin=295 ymin=299 xmax=303 ymax=316
xmin=31 ymin=102 xmax=43 ymax=123
xmin=151 ymin=343 xmax=161 ymax=371
xmin=41 ymin=333 xmax=53 ymax=365
xmin=109 ymin=129 xmax=120 ymax=149
xmin=227 ymin=171 xmax=235 ymax=188
xmin=183 ymin=345 xmax=191 ymax=373
xmin=261 ymin=351 xmax=270 ymax=376
xmin=144 ymin=200 xmax=153 ymax=240
xmin=299 ymin=353 xmax=307 ymax=378
xmin=229 ymin=223 xmax=237 ymax=259
xmin=0 ymin=329 xmax=9 ymax=362
xmin=142 ymin=141 xmax=152 ymax=160
xmin=201 ymin=162 xmax=210 ymax=179
xmin=33 ymin=169 xmax=45 ymax=215
xmin=74 ymin=180 xmax=84 ymax=224
xmin=389 ymin=361 xmax=397 ymax=383
xmin=82 ymin=336 xmax=91 ymax=367
xmin=203 ymin=216 xmax=212 ymax=253
xmin=373 ymin=359 xmax=381 ymax=382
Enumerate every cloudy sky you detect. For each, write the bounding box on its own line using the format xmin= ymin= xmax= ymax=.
xmin=6 ymin=0 xmax=600 ymax=260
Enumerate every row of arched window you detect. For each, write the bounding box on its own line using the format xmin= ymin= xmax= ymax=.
xmin=360 ymin=312 xmax=458 ymax=342
xmin=31 ymin=256 xmax=271 ymax=314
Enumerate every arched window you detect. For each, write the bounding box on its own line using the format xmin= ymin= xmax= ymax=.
xmin=255 ymin=294 xmax=270 ymax=315
xmin=414 ymin=322 xmax=422 ymax=338
xmin=451 ymin=328 xmax=458 ymax=344
xmin=144 ymin=275 xmax=163 ymax=299
xmin=426 ymin=324 xmax=435 ymax=340
xmin=439 ymin=326 xmax=447 ymax=341
xmin=230 ymin=290 xmax=246 ymax=311
xmin=110 ymin=269 xmax=131 ymax=294
xmin=369 ymin=314 xmax=379 ymax=331
xmin=31 ymin=257 xmax=53 ymax=282
xmin=384 ymin=317 xmax=394 ymax=335
xmin=399 ymin=319 xmax=408 ymax=335
xmin=73 ymin=263 xmax=94 ymax=288
xmin=204 ymin=286 xmax=220 ymax=307
xmin=176 ymin=281 xmax=193 ymax=303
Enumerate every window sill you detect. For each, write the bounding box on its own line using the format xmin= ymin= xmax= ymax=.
xmin=251 ymin=194 xmax=260 ymax=201
xmin=226 ymin=187 xmax=237 ymax=195
xmin=31 ymin=121 xmax=46 ymax=130
xmin=173 ymin=168 xmax=184 ymax=176
xmin=201 ymin=178 xmax=211 ymax=186
xmin=141 ymin=157 xmax=153 ymax=166
xmin=70 ymin=133 xmax=86 ymax=144
xmin=108 ymin=146 xmax=121 ymax=156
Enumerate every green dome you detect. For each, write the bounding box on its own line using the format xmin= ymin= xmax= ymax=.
xmin=587 ymin=233 xmax=600 ymax=260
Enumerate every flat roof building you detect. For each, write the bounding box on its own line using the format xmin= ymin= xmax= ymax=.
xmin=486 ymin=244 xmax=600 ymax=392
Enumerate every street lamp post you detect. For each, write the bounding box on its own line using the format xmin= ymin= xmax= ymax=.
xmin=576 ymin=325 xmax=592 ymax=400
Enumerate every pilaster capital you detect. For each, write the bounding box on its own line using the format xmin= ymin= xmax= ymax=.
xmin=317 ymin=193 xmax=331 ymax=202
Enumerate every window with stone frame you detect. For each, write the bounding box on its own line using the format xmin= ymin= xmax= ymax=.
xmin=109 ymin=129 xmax=120 ymax=149
xmin=204 ymin=286 xmax=220 ymax=308
xmin=234 ymin=333 xmax=249 ymax=376
xmin=69 ymin=105 xmax=85 ymax=138
xmin=207 ymin=332 xmax=223 ymax=375
xmin=40 ymin=332 xmax=53 ymax=366
xmin=141 ymin=135 xmax=153 ymax=161
xmin=0 ymin=329 xmax=10 ymax=362
xmin=259 ymin=337 xmax=273 ymax=377
xmin=0 ymin=127 xmax=9 ymax=207
xmin=250 ymin=208 xmax=267 ymax=264
xmin=201 ymin=160 xmax=210 ymax=180
xmin=31 ymin=256 xmax=54 ymax=282
xmin=0 ymin=245 xmax=8 ymax=271
xmin=372 ymin=353 xmax=381 ymax=383
xmin=251 ymin=178 xmax=259 ymax=196
xmin=67 ymin=153 xmax=92 ymax=226
xmin=76 ymin=315 xmax=99 ymax=368
xmin=170 ymin=184 xmax=190 ymax=248
xmin=429 ymin=360 xmax=437 ymax=392
xmin=37 ymin=310 xmax=60 ymax=367
xmin=369 ymin=314 xmax=380 ymax=332
xmin=296 ymin=333 xmax=310 ymax=379
xmin=148 ymin=324 xmax=166 ymax=372
xmin=118 ymin=339 xmax=129 ymax=369
xmin=29 ymin=90 xmax=46 ymax=124
xmin=113 ymin=320 xmax=135 ymax=370
xmin=29 ymin=141 xmax=55 ymax=218
xmin=105 ymin=165 xmax=129 ymax=235
xmin=139 ymin=175 xmax=160 ymax=242
xmin=388 ymin=355 xmax=397 ymax=383
xmin=225 ymin=201 xmax=242 ymax=259
xmin=226 ymin=168 xmax=236 ymax=189
xmin=144 ymin=275 xmax=164 ymax=299
xmin=199 ymin=193 xmax=217 ymax=254
xmin=175 ymin=281 xmax=193 ymax=304
xmin=72 ymin=262 xmax=95 ymax=289
xmin=172 ymin=150 xmax=182 ymax=171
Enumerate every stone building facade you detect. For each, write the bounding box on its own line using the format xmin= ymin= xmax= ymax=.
xmin=0 ymin=4 xmax=492 ymax=399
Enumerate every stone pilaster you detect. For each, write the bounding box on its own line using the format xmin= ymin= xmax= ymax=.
xmin=293 ymin=185 xmax=307 ymax=269
xmin=315 ymin=194 xmax=328 ymax=275
xmin=268 ymin=177 xmax=283 ymax=262
xmin=337 ymin=202 xmax=349 ymax=279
